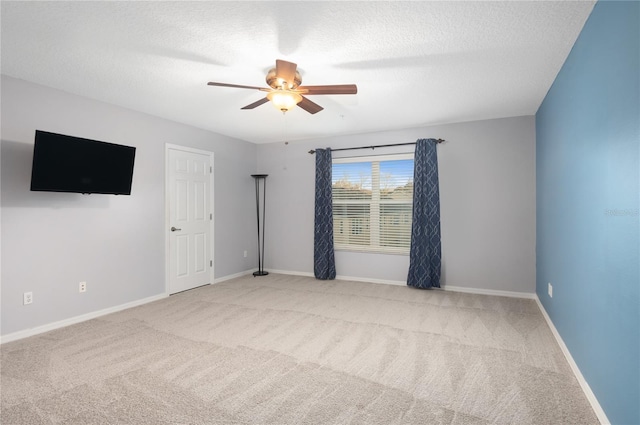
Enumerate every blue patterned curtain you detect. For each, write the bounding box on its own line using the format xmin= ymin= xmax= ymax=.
xmin=314 ymin=148 xmax=336 ymax=280
xmin=407 ymin=139 xmax=441 ymax=289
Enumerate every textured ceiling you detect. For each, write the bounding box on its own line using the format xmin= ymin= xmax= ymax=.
xmin=1 ymin=1 xmax=595 ymax=144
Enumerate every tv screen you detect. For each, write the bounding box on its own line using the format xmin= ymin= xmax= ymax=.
xmin=30 ymin=130 xmax=136 ymax=195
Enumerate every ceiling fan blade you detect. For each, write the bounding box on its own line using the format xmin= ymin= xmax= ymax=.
xmin=299 ymin=84 xmax=358 ymax=95
xmin=241 ymin=97 xmax=270 ymax=110
xmin=297 ymin=96 xmax=324 ymax=114
xmin=275 ymin=59 xmax=297 ymax=87
xmin=207 ymin=82 xmax=267 ymax=91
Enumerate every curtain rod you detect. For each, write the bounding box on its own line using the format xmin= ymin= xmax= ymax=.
xmin=308 ymin=139 xmax=445 ymax=155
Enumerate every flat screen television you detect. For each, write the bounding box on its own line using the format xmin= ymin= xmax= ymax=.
xmin=30 ymin=130 xmax=136 ymax=195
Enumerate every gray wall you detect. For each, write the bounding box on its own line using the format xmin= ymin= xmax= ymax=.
xmin=0 ymin=76 xmax=536 ymax=337
xmin=257 ymin=116 xmax=536 ymax=293
xmin=1 ymin=76 xmax=257 ymax=336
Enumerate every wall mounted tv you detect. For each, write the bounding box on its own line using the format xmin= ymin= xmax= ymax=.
xmin=30 ymin=130 xmax=136 ymax=195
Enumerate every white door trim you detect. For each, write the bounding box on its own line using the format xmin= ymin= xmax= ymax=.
xmin=165 ymin=143 xmax=215 ymax=295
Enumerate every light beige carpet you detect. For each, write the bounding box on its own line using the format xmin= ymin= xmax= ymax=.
xmin=1 ymin=273 xmax=598 ymax=424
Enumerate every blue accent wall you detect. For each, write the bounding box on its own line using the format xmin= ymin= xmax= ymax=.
xmin=536 ymin=1 xmax=639 ymax=424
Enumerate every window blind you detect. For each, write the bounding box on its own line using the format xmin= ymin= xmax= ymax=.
xmin=332 ymin=153 xmax=414 ymax=254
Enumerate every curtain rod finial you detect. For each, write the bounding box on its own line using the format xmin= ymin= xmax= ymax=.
xmin=308 ymin=149 xmax=316 ymax=154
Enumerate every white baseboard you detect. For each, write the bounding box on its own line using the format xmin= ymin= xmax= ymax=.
xmin=268 ymin=269 xmax=535 ymax=299
xmin=442 ymin=284 xmax=536 ymax=299
xmin=269 ymin=269 xmax=315 ymax=278
xmin=338 ymin=274 xmax=406 ymax=286
xmin=535 ymin=296 xmax=609 ymax=425
xmin=269 ymin=269 xmax=405 ymax=286
xmin=213 ymin=269 xmax=257 ymax=284
xmin=270 ymin=269 xmax=405 ymax=287
xmin=0 ymin=293 xmax=168 ymax=345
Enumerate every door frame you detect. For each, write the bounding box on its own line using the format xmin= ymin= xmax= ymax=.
xmin=164 ymin=143 xmax=215 ymax=295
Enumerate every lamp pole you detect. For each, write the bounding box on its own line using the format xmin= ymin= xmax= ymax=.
xmin=251 ymin=174 xmax=268 ymax=276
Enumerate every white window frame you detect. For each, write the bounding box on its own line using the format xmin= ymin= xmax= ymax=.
xmin=332 ymin=153 xmax=414 ymax=255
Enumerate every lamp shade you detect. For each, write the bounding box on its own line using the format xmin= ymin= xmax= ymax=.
xmin=267 ymin=91 xmax=302 ymax=112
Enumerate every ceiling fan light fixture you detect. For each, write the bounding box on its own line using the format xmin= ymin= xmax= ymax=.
xmin=208 ymin=59 xmax=356 ymax=114
xmin=267 ymin=90 xmax=302 ymax=113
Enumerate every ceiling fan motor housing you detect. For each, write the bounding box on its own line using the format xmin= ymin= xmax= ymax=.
xmin=266 ymin=68 xmax=302 ymax=90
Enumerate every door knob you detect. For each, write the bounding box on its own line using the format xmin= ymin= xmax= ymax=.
xmin=171 ymin=227 xmax=182 ymax=232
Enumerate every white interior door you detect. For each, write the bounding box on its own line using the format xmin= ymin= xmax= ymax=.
xmin=166 ymin=145 xmax=214 ymax=294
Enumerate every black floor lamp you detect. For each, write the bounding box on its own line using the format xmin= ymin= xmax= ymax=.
xmin=251 ymin=174 xmax=268 ymax=277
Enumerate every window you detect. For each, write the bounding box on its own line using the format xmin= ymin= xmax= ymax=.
xmin=332 ymin=153 xmax=414 ymax=254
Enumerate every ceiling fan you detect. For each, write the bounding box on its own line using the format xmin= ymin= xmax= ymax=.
xmin=207 ymin=59 xmax=357 ymax=114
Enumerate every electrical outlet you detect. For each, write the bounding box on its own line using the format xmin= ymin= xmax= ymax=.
xmin=548 ymin=282 xmax=553 ymax=298
xmin=244 ymin=250 xmax=248 ymax=258
xmin=79 ymin=281 xmax=87 ymax=293
xmin=23 ymin=292 xmax=33 ymax=305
